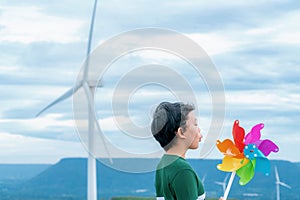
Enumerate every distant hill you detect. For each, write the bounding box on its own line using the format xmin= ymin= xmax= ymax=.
xmin=0 ymin=164 xmax=50 ymax=181
xmin=0 ymin=158 xmax=299 ymax=200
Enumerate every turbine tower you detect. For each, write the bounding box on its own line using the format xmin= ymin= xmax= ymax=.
xmin=215 ymin=174 xmax=229 ymax=194
xmin=275 ymin=166 xmax=291 ymax=200
xmin=36 ymin=1 xmax=111 ymax=200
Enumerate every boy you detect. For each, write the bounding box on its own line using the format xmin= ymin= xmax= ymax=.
xmin=151 ymin=102 xmax=205 ymax=200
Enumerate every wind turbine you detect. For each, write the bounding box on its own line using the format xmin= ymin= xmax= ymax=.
xmin=215 ymin=174 xmax=229 ymax=194
xmin=36 ymin=0 xmax=111 ymax=200
xmin=202 ymin=173 xmax=207 ymax=186
xmin=275 ymin=166 xmax=291 ymax=200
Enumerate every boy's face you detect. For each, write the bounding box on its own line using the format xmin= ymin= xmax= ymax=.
xmin=184 ymin=111 xmax=202 ymax=149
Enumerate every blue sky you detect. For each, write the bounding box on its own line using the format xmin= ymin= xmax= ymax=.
xmin=0 ymin=0 xmax=300 ymax=164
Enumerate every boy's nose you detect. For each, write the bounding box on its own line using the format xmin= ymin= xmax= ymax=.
xmin=198 ymin=128 xmax=203 ymax=140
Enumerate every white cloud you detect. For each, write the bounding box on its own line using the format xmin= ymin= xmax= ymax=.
xmin=31 ymin=113 xmax=74 ymax=129
xmin=187 ymin=33 xmax=245 ymax=55
xmin=0 ymin=114 xmax=75 ymax=142
xmin=0 ymin=6 xmax=85 ymax=44
xmin=0 ymin=84 xmax=73 ymax=116
xmin=269 ymin=10 xmax=300 ymax=44
xmin=226 ymin=90 xmax=300 ymax=111
xmin=0 ymin=65 xmax=20 ymax=75
xmin=245 ymin=9 xmax=300 ymax=44
xmin=99 ymin=116 xmax=127 ymax=132
xmin=0 ymin=131 xmax=86 ymax=164
xmin=1 ymin=0 xmax=299 ymax=163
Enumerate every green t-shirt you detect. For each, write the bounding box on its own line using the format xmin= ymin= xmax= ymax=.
xmin=155 ymin=154 xmax=205 ymax=200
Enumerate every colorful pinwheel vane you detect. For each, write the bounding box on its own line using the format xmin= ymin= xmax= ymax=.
xmin=216 ymin=120 xmax=279 ymax=185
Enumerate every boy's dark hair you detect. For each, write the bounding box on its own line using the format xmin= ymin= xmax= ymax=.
xmin=151 ymin=102 xmax=195 ymax=150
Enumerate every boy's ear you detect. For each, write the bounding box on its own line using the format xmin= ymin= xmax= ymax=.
xmin=176 ymin=127 xmax=186 ymax=139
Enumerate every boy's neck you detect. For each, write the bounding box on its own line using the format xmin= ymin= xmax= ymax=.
xmin=165 ymin=146 xmax=187 ymax=158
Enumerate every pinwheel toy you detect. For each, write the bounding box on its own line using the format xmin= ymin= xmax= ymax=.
xmin=216 ymin=120 xmax=279 ymax=200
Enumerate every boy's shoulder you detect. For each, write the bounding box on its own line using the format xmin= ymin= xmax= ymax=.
xmin=157 ymin=155 xmax=193 ymax=172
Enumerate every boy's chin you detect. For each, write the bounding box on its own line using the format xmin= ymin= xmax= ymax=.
xmin=189 ymin=145 xmax=199 ymax=150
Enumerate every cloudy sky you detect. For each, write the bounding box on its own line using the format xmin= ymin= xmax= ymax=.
xmin=1 ymin=0 xmax=300 ymax=164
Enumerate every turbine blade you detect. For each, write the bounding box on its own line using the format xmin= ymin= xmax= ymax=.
xmin=275 ymin=166 xmax=280 ymax=181
xmin=215 ymin=181 xmax=223 ymax=185
xmin=224 ymin=173 xmax=229 ymax=183
xmin=35 ymin=83 xmax=82 ymax=117
xmin=202 ymin=174 xmax=206 ymax=184
xmin=83 ymin=0 xmax=98 ymax=81
xmin=83 ymin=82 xmax=113 ymax=164
xmin=279 ymin=182 xmax=292 ymax=189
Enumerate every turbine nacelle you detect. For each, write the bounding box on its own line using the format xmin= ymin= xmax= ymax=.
xmin=277 ymin=181 xmax=292 ymax=189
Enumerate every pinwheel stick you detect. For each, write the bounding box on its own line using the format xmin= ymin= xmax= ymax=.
xmin=223 ymin=171 xmax=236 ymax=200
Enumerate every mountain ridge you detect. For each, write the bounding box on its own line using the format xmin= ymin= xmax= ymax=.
xmin=0 ymin=158 xmax=299 ymax=200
